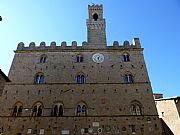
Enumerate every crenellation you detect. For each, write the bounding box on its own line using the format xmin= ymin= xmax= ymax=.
xmin=123 ymin=40 xmax=130 ymax=47
xmin=82 ymin=41 xmax=88 ymax=46
xmin=133 ymin=38 xmax=141 ymax=47
xmin=72 ymin=41 xmax=77 ymax=47
xmin=50 ymin=41 xmax=56 ymax=49
xmin=29 ymin=42 xmax=35 ymax=49
xmin=16 ymin=39 xmax=142 ymax=51
xmin=40 ymin=41 xmax=46 ymax=48
xmin=61 ymin=41 xmax=67 ymax=48
xmin=88 ymin=4 xmax=103 ymax=9
xmin=113 ymin=41 xmax=119 ymax=47
xmin=17 ymin=42 xmax=25 ymax=50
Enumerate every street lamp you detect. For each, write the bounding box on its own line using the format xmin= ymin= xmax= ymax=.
xmin=0 ymin=16 xmax=2 ymax=21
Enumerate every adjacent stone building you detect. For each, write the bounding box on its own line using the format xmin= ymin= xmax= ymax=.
xmin=0 ymin=69 xmax=10 ymax=96
xmin=0 ymin=4 xmax=162 ymax=135
xmin=155 ymin=96 xmax=180 ymax=135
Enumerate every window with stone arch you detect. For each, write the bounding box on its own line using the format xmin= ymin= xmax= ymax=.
xmin=123 ymin=52 xmax=130 ymax=62
xmin=93 ymin=12 xmax=98 ymax=21
xmin=52 ymin=102 xmax=64 ymax=117
xmin=12 ymin=102 xmax=23 ymax=117
xmin=76 ymin=54 xmax=83 ymax=63
xmin=31 ymin=102 xmax=43 ymax=117
xmin=76 ymin=102 xmax=88 ymax=116
xmin=124 ymin=72 xmax=134 ymax=84
xmin=130 ymin=100 xmax=143 ymax=115
xmin=76 ymin=73 xmax=85 ymax=84
xmin=40 ymin=54 xmax=47 ymax=63
xmin=35 ymin=73 xmax=45 ymax=84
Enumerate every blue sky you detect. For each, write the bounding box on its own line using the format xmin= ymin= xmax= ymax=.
xmin=0 ymin=0 xmax=180 ymax=97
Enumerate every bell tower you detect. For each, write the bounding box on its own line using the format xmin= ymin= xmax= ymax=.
xmin=86 ymin=4 xmax=107 ymax=46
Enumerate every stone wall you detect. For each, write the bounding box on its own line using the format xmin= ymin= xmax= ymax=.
xmin=156 ymin=98 xmax=180 ymax=135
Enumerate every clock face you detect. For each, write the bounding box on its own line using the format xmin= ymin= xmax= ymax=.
xmin=92 ymin=53 xmax=104 ymax=63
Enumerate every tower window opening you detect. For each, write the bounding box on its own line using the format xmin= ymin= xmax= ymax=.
xmin=93 ymin=13 xmax=98 ymax=21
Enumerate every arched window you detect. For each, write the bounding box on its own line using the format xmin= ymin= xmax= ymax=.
xmin=53 ymin=105 xmax=58 ymax=116
xmin=76 ymin=54 xmax=83 ymax=62
xmin=12 ymin=106 xmax=17 ymax=116
xmin=76 ymin=74 xmax=85 ymax=84
xmin=35 ymin=73 xmax=45 ymax=84
xmin=52 ymin=103 xmax=64 ymax=116
xmin=123 ymin=53 xmax=130 ymax=62
xmin=124 ymin=74 xmax=134 ymax=84
xmin=37 ymin=105 xmax=42 ymax=116
xmin=93 ymin=13 xmax=98 ymax=21
xmin=12 ymin=102 xmax=23 ymax=117
xmin=76 ymin=102 xmax=87 ymax=116
xmin=17 ymin=106 xmax=23 ymax=116
xmin=82 ymin=105 xmax=87 ymax=114
xmin=40 ymin=55 xmax=47 ymax=63
xmin=32 ymin=102 xmax=43 ymax=117
xmin=130 ymin=100 xmax=143 ymax=115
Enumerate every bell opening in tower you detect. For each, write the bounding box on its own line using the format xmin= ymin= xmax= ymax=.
xmin=93 ymin=13 xmax=98 ymax=21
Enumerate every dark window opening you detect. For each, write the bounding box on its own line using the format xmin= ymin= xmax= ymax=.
xmin=84 ymin=128 xmax=89 ymax=133
xmin=12 ymin=106 xmax=17 ymax=116
xmin=52 ymin=104 xmax=63 ymax=117
xmin=76 ymin=75 xmax=85 ymax=84
xmin=35 ymin=74 xmax=44 ymax=84
xmin=32 ymin=105 xmax=37 ymax=116
xmin=76 ymin=104 xmax=87 ymax=116
xmin=93 ymin=13 xmax=98 ymax=21
xmin=53 ymin=105 xmax=58 ymax=116
xmin=77 ymin=105 xmax=81 ymax=114
xmin=59 ymin=105 xmax=63 ymax=116
xmin=82 ymin=105 xmax=87 ymax=115
xmin=123 ymin=54 xmax=130 ymax=62
xmin=12 ymin=105 xmax=23 ymax=117
xmin=32 ymin=105 xmax=42 ymax=117
xmin=124 ymin=74 xmax=134 ymax=84
xmin=17 ymin=106 xmax=22 ymax=116
xmin=40 ymin=56 xmax=47 ymax=63
xmin=76 ymin=55 xmax=83 ymax=62
xmin=37 ymin=105 xmax=42 ymax=116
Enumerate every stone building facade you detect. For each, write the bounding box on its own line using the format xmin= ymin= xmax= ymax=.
xmin=0 ymin=4 xmax=162 ymax=135
xmin=0 ymin=69 xmax=10 ymax=96
xmin=155 ymin=96 xmax=180 ymax=135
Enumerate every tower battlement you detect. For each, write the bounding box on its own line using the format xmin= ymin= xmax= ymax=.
xmin=16 ymin=38 xmax=141 ymax=51
xmin=88 ymin=4 xmax=103 ymax=9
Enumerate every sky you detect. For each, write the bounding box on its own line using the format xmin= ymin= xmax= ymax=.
xmin=0 ymin=0 xmax=180 ymax=97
